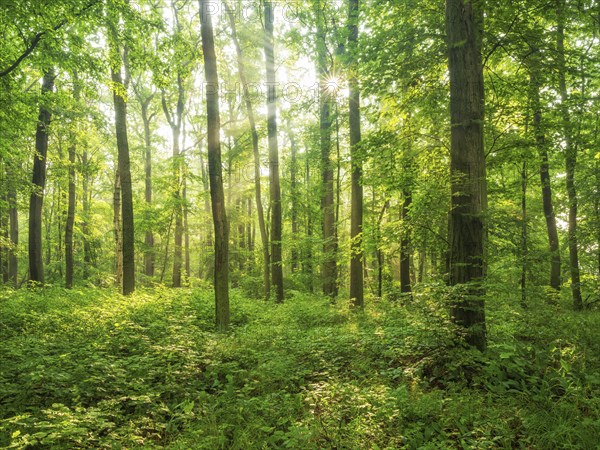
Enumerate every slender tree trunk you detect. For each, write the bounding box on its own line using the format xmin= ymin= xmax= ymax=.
xmin=1 ymin=185 xmax=7 ymax=283
xmin=400 ymin=191 xmax=412 ymax=294
xmin=29 ymin=68 xmax=56 ymax=284
xmin=348 ymin=0 xmax=363 ymax=307
xmin=65 ymin=76 xmax=79 ymax=289
xmin=289 ymin=127 xmax=299 ymax=273
xmin=521 ymin=161 xmax=528 ymax=308
xmin=7 ymin=165 xmax=18 ymax=287
xmin=140 ymin=95 xmax=155 ymax=277
xmin=529 ymin=59 xmax=561 ymax=292
xmin=161 ymin=81 xmax=184 ymax=287
xmin=183 ymin=167 xmax=191 ymax=280
xmin=200 ymin=0 xmax=229 ymax=330
xmin=81 ymin=150 xmax=92 ymax=278
xmin=264 ymin=1 xmax=284 ymax=303
xmin=446 ymin=0 xmax=487 ymax=351
xmin=107 ymin=18 xmax=135 ymax=295
xmin=65 ymin=144 xmax=76 ymax=288
xmin=225 ymin=4 xmax=270 ymax=298
xmin=595 ymin=114 xmax=600 ymax=277
xmin=556 ymin=0 xmax=583 ymax=310
xmin=316 ymin=3 xmax=338 ymax=298
xmin=305 ymin=156 xmax=314 ymax=292
xmin=113 ymin=170 xmax=123 ymax=287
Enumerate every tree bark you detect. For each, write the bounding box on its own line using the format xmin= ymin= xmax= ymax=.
xmin=264 ymin=1 xmax=284 ymax=303
xmin=113 ymin=170 xmax=123 ymax=288
xmin=400 ymin=191 xmax=412 ymax=294
xmin=289 ymin=126 xmax=299 ymax=273
xmin=81 ymin=149 xmax=92 ymax=278
xmin=529 ymin=58 xmax=561 ymax=292
xmin=107 ymin=12 xmax=135 ymax=295
xmin=161 ymin=79 xmax=184 ymax=288
xmin=348 ymin=0 xmax=363 ymax=307
xmin=520 ymin=161 xmax=527 ymax=308
xmin=6 ymin=165 xmax=18 ymax=287
xmin=183 ymin=166 xmax=191 ymax=280
xmin=556 ymin=0 xmax=583 ymax=310
xmin=200 ymin=0 xmax=229 ymax=330
xmin=29 ymin=68 xmax=56 ymax=285
xmin=65 ymin=75 xmax=79 ymax=289
xmin=446 ymin=0 xmax=487 ymax=351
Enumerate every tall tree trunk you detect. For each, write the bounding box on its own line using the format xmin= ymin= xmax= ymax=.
xmin=183 ymin=167 xmax=191 ymax=281
xmin=225 ymin=3 xmax=270 ymax=298
xmin=140 ymin=94 xmax=155 ymax=277
xmin=65 ymin=144 xmax=76 ymax=288
xmin=7 ymin=165 xmax=18 ymax=287
xmin=65 ymin=75 xmax=79 ymax=289
xmin=1 ymin=186 xmax=7 ymax=283
xmin=161 ymin=82 xmax=184 ymax=288
xmin=400 ymin=191 xmax=412 ymax=294
xmin=81 ymin=150 xmax=92 ymax=278
xmin=529 ymin=57 xmax=561 ymax=292
xmin=520 ymin=161 xmax=528 ymax=308
xmin=111 ymin=66 xmax=135 ymax=295
xmin=198 ymin=143 xmax=214 ymax=281
xmin=316 ymin=3 xmax=338 ymax=299
xmin=108 ymin=15 xmax=135 ymax=295
xmin=348 ymin=0 xmax=363 ymax=307
xmin=304 ymin=155 xmax=314 ymax=292
xmin=264 ymin=1 xmax=284 ymax=303
xmin=200 ymin=0 xmax=229 ymax=330
xmin=113 ymin=170 xmax=123 ymax=287
xmin=556 ymin=0 xmax=583 ymax=310
xmin=29 ymin=68 xmax=56 ymax=284
xmin=446 ymin=0 xmax=487 ymax=351
xmin=289 ymin=127 xmax=299 ymax=273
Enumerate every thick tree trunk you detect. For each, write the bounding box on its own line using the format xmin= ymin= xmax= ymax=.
xmin=446 ymin=0 xmax=487 ymax=351
xmin=556 ymin=0 xmax=582 ymax=310
xmin=316 ymin=4 xmax=338 ymax=298
xmin=29 ymin=68 xmax=56 ymax=285
xmin=264 ymin=1 xmax=284 ymax=303
xmin=200 ymin=0 xmax=229 ymax=330
xmin=400 ymin=191 xmax=412 ymax=294
xmin=529 ymin=61 xmax=561 ymax=292
xmin=348 ymin=0 xmax=363 ymax=307
xmin=226 ymin=4 xmax=270 ymax=298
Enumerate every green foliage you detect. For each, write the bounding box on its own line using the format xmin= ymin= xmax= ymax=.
xmin=2 ymin=287 xmax=600 ymax=448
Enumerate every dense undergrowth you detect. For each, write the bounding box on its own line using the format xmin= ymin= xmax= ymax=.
xmin=1 ymin=285 xmax=599 ymax=449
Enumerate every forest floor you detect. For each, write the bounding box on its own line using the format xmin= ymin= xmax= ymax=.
xmin=1 ymin=284 xmax=600 ymax=449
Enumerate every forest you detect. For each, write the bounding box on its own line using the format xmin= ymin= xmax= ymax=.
xmin=1 ymin=0 xmax=600 ymax=447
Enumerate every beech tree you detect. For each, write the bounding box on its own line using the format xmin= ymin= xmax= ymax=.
xmin=445 ymin=0 xmax=487 ymax=350
xmin=199 ymin=0 xmax=229 ymax=329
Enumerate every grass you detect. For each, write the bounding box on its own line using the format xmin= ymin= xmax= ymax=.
xmin=1 ymin=284 xmax=599 ymax=449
